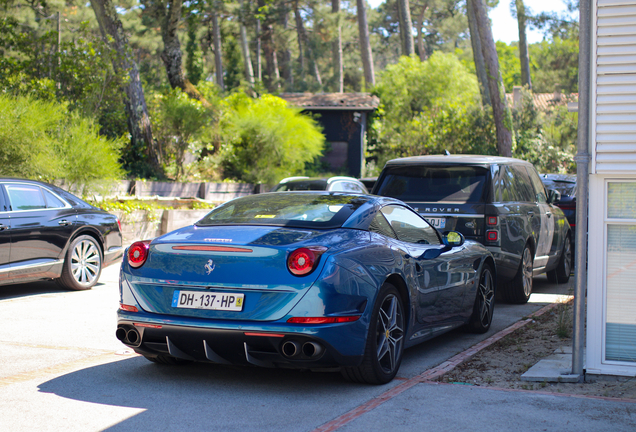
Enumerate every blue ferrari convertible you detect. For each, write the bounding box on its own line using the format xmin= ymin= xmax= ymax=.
xmin=117 ymin=192 xmax=495 ymax=384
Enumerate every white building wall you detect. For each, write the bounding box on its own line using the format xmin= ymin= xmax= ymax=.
xmin=587 ymin=0 xmax=636 ymax=376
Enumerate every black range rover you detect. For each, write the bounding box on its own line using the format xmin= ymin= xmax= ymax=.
xmin=372 ymin=155 xmax=572 ymax=304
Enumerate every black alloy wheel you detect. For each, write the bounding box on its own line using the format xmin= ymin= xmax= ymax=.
xmin=341 ymin=283 xmax=405 ymax=384
xmin=467 ymin=264 xmax=495 ymax=333
xmin=502 ymin=245 xmax=533 ymax=304
xmin=547 ymin=235 xmax=572 ymax=284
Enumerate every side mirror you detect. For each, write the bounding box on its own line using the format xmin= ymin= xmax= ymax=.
xmin=442 ymin=231 xmax=465 ymax=247
xmin=548 ymin=189 xmax=561 ymax=204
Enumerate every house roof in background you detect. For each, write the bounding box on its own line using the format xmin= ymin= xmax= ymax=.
xmin=506 ymin=92 xmax=579 ymax=111
xmin=279 ymin=93 xmax=380 ymax=111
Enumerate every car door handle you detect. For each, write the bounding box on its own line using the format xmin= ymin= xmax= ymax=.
xmin=58 ymin=220 xmax=71 ymax=226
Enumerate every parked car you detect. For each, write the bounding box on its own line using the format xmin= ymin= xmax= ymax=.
xmin=359 ymin=177 xmax=378 ymax=191
xmin=372 ymin=155 xmax=572 ymax=304
xmin=272 ymin=176 xmax=368 ymax=194
xmin=117 ymin=192 xmax=495 ymax=384
xmin=0 ymin=178 xmax=123 ymax=290
xmin=541 ymin=173 xmax=577 ymax=237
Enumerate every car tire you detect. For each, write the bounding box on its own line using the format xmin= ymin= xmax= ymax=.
xmin=547 ymin=235 xmax=572 ymax=284
xmin=341 ymin=283 xmax=405 ymax=384
xmin=466 ymin=263 xmax=495 ymax=334
xmin=143 ymin=355 xmax=192 ymax=365
xmin=501 ymin=245 xmax=533 ymax=304
xmin=56 ymin=235 xmax=103 ymax=291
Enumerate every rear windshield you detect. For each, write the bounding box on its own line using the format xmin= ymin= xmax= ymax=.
xmin=273 ymin=180 xmax=328 ymax=191
xmin=375 ymin=165 xmax=488 ymax=203
xmin=197 ymin=193 xmax=369 ymax=229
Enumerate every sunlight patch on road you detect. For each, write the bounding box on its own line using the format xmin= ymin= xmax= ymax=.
xmin=529 ymin=294 xmax=574 ymax=304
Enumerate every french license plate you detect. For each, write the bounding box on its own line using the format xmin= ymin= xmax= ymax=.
xmin=424 ymin=217 xmax=446 ymax=229
xmin=172 ymin=290 xmax=244 ymax=311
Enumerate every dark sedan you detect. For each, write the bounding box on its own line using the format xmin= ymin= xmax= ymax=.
xmin=0 ymin=178 xmax=123 ymax=290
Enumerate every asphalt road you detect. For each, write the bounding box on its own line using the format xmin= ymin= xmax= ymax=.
xmin=1 ymin=264 xmax=634 ymax=432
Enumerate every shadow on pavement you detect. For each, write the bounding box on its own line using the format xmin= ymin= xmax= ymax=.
xmin=37 ymin=356 xmax=379 ymax=432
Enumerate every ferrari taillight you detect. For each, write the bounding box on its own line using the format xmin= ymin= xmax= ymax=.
xmin=287 ymin=316 xmax=360 ymax=324
xmin=287 ymin=247 xmax=328 ymax=276
xmin=128 ymin=240 xmax=151 ymax=268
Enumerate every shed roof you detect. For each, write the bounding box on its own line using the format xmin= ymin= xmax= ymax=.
xmin=279 ymin=93 xmax=380 ymax=111
xmin=505 ymin=92 xmax=578 ymax=111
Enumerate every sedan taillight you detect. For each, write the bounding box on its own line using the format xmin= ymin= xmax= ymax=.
xmin=287 ymin=247 xmax=328 ymax=276
xmin=128 ymin=240 xmax=151 ymax=268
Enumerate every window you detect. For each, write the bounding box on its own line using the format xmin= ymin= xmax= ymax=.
xmin=6 ymin=185 xmax=46 ymax=211
xmin=605 ymin=182 xmax=636 ymax=363
xmin=380 ymin=205 xmax=441 ymax=245
xmin=376 ymin=165 xmax=488 ymax=203
xmin=368 ymin=213 xmax=397 ymax=239
xmin=197 ymin=193 xmax=369 ymax=229
xmin=525 ymin=166 xmax=548 ymax=204
xmin=43 ymin=188 xmax=67 ymax=209
xmin=511 ymin=165 xmax=536 ymax=202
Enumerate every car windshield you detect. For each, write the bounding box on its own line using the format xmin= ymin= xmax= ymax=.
xmin=197 ymin=193 xmax=370 ymax=229
xmin=542 ymin=176 xmax=576 ymax=196
xmin=375 ymin=165 xmax=488 ymax=203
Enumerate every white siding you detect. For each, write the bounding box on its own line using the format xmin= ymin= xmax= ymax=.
xmin=595 ymin=1 xmax=636 ymax=173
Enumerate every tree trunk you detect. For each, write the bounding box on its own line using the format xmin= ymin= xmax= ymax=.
xmin=293 ymin=1 xmax=306 ymax=77
xmin=416 ymin=2 xmax=428 ymax=61
xmin=255 ymin=19 xmax=262 ymax=82
xmin=332 ymin=0 xmax=343 ymax=92
xmin=239 ymin=8 xmax=255 ymax=85
xmin=515 ymin=0 xmax=532 ymax=89
xmin=261 ymin=23 xmax=280 ymax=90
xmin=211 ymin=9 xmax=224 ymax=90
xmin=470 ymin=0 xmax=512 ymax=157
xmin=90 ymin=0 xmax=160 ymax=172
xmin=398 ymin=0 xmax=415 ymax=56
xmin=467 ymin=0 xmax=491 ymax=106
xmin=282 ymin=8 xmax=294 ymax=89
xmin=356 ymin=0 xmax=375 ymax=88
xmin=141 ymin=0 xmax=204 ymax=101
xmin=294 ymin=1 xmax=322 ymax=86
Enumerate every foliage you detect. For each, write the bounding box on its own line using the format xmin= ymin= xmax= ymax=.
xmin=493 ymin=37 xmax=578 ymax=94
xmin=0 ymin=94 xmax=124 ymax=193
xmin=217 ymin=91 xmax=325 ymax=184
xmin=149 ymin=88 xmax=218 ymax=180
xmin=185 ymin=14 xmax=204 ymax=86
xmin=529 ymin=37 xmax=579 ymax=94
xmin=369 ymin=53 xmax=496 ymax=171
xmin=496 ymin=41 xmax=521 ymax=93
xmin=0 ymin=16 xmax=128 ymax=139
xmin=511 ymin=88 xmax=577 ymax=173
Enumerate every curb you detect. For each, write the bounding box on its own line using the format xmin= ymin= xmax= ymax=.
xmin=312 ymin=302 xmax=562 ymax=432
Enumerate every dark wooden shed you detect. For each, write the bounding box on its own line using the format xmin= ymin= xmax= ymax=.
xmin=279 ymin=93 xmax=379 ymax=178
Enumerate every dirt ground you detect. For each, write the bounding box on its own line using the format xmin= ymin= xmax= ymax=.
xmin=438 ymin=301 xmax=636 ymax=401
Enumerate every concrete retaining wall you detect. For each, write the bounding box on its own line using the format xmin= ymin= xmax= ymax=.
xmin=114 ymin=209 xmax=213 ymax=246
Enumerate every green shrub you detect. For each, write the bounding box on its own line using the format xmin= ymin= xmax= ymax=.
xmin=218 ymin=92 xmax=325 ymax=184
xmin=0 ymin=94 xmax=123 ymax=193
